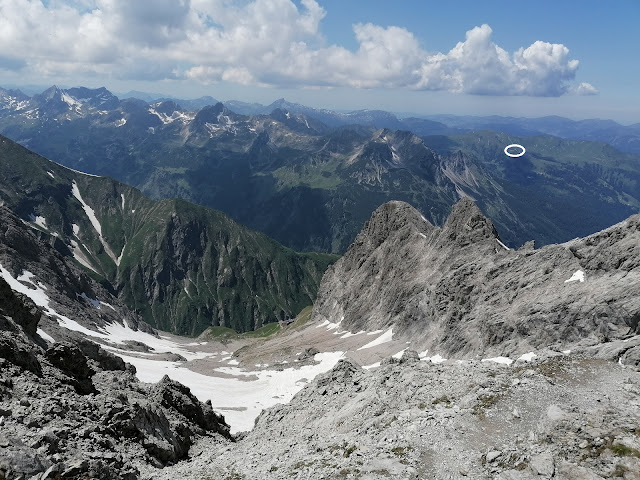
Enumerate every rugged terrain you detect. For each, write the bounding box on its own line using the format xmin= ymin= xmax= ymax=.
xmin=1 ymin=86 xmax=639 ymax=253
xmin=0 ymin=209 xmax=233 ymax=480
xmin=0 ymin=135 xmax=336 ymax=335
xmin=313 ymin=199 xmax=640 ymax=357
xmin=1 ymin=188 xmax=640 ymax=479
xmin=146 ymin=349 xmax=640 ymax=480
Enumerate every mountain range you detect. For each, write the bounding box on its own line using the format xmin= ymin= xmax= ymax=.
xmin=1 ymin=85 xmax=639 ymax=257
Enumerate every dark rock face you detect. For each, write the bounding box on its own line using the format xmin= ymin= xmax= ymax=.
xmin=0 ymin=277 xmax=41 ymax=337
xmin=151 ymin=376 xmax=232 ymax=438
xmin=45 ymin=343 xmax=96 ymax=394
xmin=312 ymin=198 xmax=640 ymax=357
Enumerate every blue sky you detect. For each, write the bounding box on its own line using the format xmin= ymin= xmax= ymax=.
xmin=0 ymin=0 xmax=638 ymax=122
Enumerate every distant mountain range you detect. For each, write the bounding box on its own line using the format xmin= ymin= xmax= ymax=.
xmin=0 ymin=85 xmax=639 ymax=255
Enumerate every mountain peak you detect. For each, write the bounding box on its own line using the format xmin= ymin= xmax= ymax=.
xmin=354 ymin=201 xmax=435 ymax=252
xmin=442 ymin=197 xmax=501 ymax=246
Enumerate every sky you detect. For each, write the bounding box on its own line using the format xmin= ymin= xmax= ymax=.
xmin=0 ymin=0 xmax=638 ymax=123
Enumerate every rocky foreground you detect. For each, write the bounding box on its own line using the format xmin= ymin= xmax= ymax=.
xmin=0 ymin=278 xmax=232 ymax=480
xmin=142 ymin=344 xmax=640 ymax=480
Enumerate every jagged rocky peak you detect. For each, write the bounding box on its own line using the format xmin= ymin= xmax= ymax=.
xmin=193 ymin=102 xmax=227 ymax=122
xmin=152 ymin=100 xmax=183 ymax=115
xmin=442 ymin=196 xmax=501 ymax=246
xmin=355 ymin=200 xmax=435 ymax=250
xmin=313 ymin=197 xmax=640 ymax=357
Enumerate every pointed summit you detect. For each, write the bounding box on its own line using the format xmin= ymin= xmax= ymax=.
xmin=442 ymin=197 xmax=501 ymax=246
xmin=356 ymin=201 xmax=435 ymax=251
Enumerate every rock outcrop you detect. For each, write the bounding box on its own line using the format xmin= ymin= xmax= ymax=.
xmin=312 ymin=198 xmax=640 ymax=357
xmin=0 ymin=280 xmax=232 ymax=480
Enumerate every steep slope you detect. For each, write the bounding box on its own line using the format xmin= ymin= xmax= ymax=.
xmin=0 ymin=135 xmax=337 ymax=335
xmin=312 ymin=199 xmax=640 ymax=357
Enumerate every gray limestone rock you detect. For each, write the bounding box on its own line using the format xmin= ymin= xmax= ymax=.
xmin=312 ymin=199 xmax=640 ymax=358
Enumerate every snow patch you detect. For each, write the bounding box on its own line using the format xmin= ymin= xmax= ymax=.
xmin=362 ymin=362 xmax=381 ymax=370
xmin=391 ymin=348 xmax=408 ymax=359
xmin=423 ymin=354 xmax=446 ymax=364
xmin=0 ymin=264 xmax=109 ymax=339
xmin=47 ymin=171 xmax=55 ymax=179
xmin=517 ymin=352 xmax=537 ymax=362
xmin=564 ymin=270 xmax=585 ymax=283
xmin=357 ymin=328 xmax=393 ymax=350
xmin=496 ymin=239 xmax=510 ymax=251
xmin=120 ymin=194 xmax=125 ymax=210
xmin=37 ymin=329 xmax=55 ymax=343
xmin=69 ymin=239 xmax=99 ymax=274
xmin=482 ymin=356 xmax=513 ymax=366
xmin=72 ymin=223 xmax=80 ymax=236
xmin=72 ymin=181 xmax=120 ymax=265
xmin=339 ymin=330 xmax=365 ymax=339
xmin=116 ymin=350 xmax=345 ymax=433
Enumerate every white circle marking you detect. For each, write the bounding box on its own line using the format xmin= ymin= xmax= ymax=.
xmin=504 ymin=144 xmax=526 ymax=157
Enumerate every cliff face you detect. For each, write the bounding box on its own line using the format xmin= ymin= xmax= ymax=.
xmin=312 ymin=198 xmax=640 ymax=357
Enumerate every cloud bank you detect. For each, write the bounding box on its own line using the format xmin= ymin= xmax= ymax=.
xmin=0 ymin=0 xmax=595 ymax=96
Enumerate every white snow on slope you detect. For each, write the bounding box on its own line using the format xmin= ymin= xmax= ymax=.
xmin=61 ymin=93 xmax=81 ymax=108
xmin=47 ymin=171 xmax=55 ymax=179
xmin=565 ymin=270 xmax=585 ymax=283
xmin=357 ymin=327 xmax=393 ymax=350
xmin=69 ymin=239 xmax=99 ymax=274
xmin=115 ymin=118 xmax=127 ymax=127
xmin=120 ymin=194 xmax=125 ymax=211
xmin=37 ymin=329 xmax=55 ymax=343
xmin=72 ymin=223 xmax=80 ymax=236
xmin=29 ymin=214 xmax=47 ymax=229
xmin=392 ymin=348 xmax=408 ymax=359
xmin=517 ymin=352 xmax=537 ymax=362
xmin=115 ymin=350 xmax=345 ymax=433
xmin=340 ymin=330 xmax=365 ymax=339
xmin=101 ymin=323 xmax=212 ymax=361
xmin=362 ymin=362 xmax=381 ymax=370
xmin=482 ymin=356 xmax=513 ymax=365
xmin=423 ymin=354 xmax=446 ymax=364
xmin=496 ymin=239 xmax=510 ymax=251
xmin=0 ymin=264 xmax=109 ymax=339
xmin=71 ymin=181 xmax=120 ymax=266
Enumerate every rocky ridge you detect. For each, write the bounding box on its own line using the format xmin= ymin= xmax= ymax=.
xmin=145 ymin=347 xmax=640 ymax=480
xmin=312 ymin=198 xmax=640 ymax=358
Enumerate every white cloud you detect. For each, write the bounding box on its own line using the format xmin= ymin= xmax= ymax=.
xmin=0 ymin=1 xmax=594 ymax=96
xmin=573 ymin=82 xmax=599 ymax=95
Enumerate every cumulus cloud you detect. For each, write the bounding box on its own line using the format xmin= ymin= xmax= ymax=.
xmin=573 ymin=82 xmax=599 ymax=95
xmin=0 ymin=0 xmax=594 ymax=96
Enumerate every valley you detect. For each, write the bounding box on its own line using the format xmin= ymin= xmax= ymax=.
xmin=0 ymin=86 xmax=639 ymax=480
